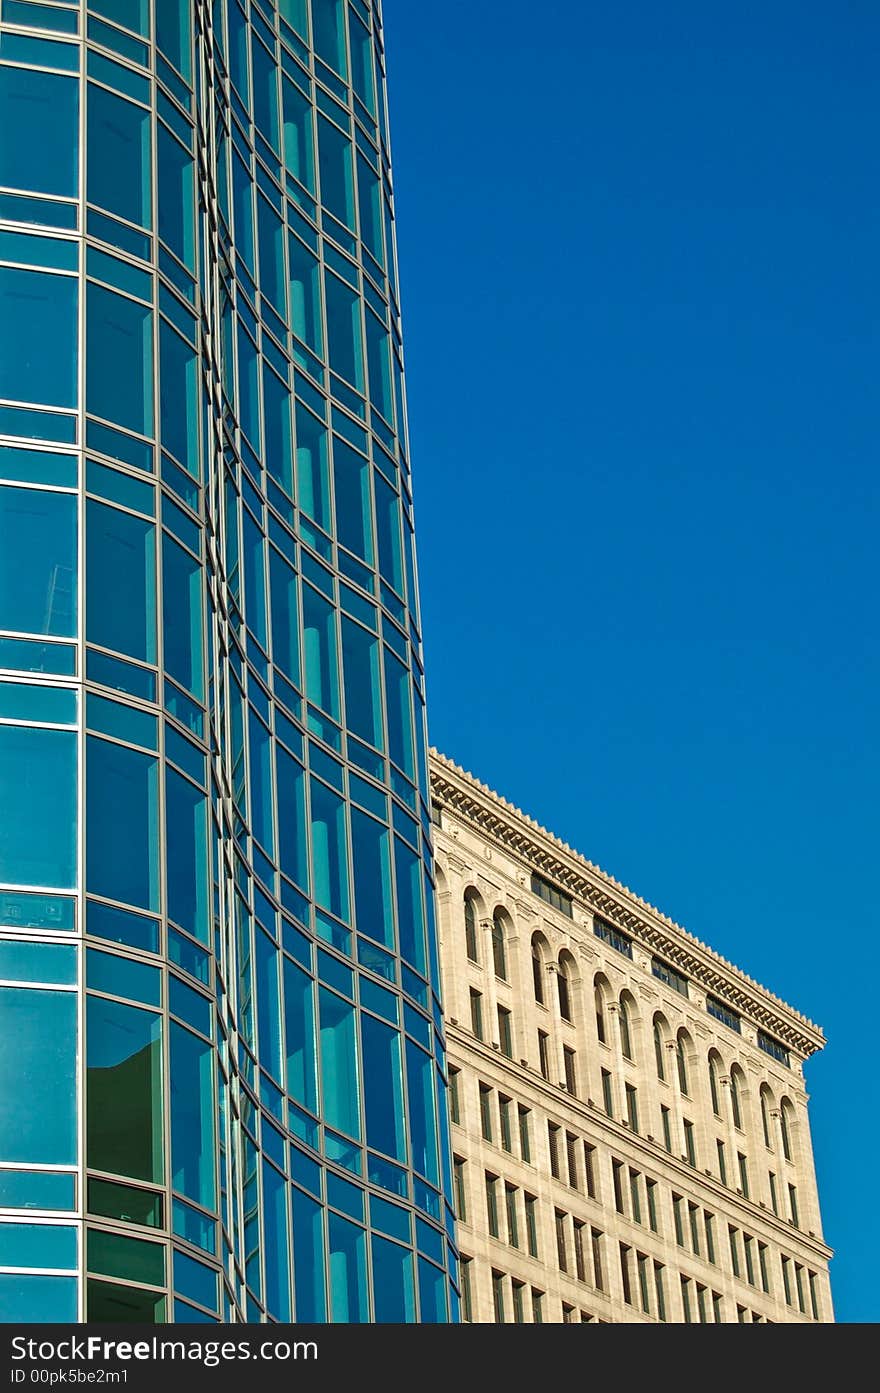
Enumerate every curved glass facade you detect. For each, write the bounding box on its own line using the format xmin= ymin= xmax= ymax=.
xmin=0 ymin=0 xmax=457 ymax=1323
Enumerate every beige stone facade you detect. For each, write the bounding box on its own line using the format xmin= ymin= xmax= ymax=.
xmin=430 ymin=751 xmax=833 ymax=1324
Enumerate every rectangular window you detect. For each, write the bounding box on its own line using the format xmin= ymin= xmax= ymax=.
xmin=744 ymin=1234 xmax=756 ymax=1287
xmin=728 ymin=1226 xmax=741 ymax=1278
xmin=584 ymin=1143 xmax=597 ymax=1199
xmin=499 ymin=1095 xmax=513 ymax=1153
xmin=555 ymin=1210 xmax=568 ymax=1273
xmin=688 ymin=1202 xmax=701 ymax=1256
xmin=782 ymin=1255 xmax=792 ymax=1306
xmin=769 ymin=1171 xmax=778 ymax=1214
xmin=531 ymin=1288 xmax=543 ymax=1323
xmin=593 ymin=918 xmax=632 ymax=958
xmin=601 ymin=1069 xmax=614 ymax=1118
xmin=469 ymin=988 xmax=483 ymax=1041
xmin=525 ymin=1193 xmax=539 ymax=1259
xmin=759 ymin=1243 xmax=770 ymax=1294
xmin=637 ymin=1253 xmax=651 ymax=1314
xmin=654 ymin=1262 xmax=667 ymax=1322
xmin=573 ymin=1220 xmax=587 ymax=1283
xmin=683 ymin=1117 xmax=696 ymax=1166
xmin=696 ymin=1284 xmax=708 ymax=1323
xmin=705 ymin=1212 xmax=716 ymax=1264
xmin=561 ymin=1302 xmax=575 ymax=1323
xmin=460 ymin=1256 xmax=472 ymax=1322
xmin=563 ymin=1045 xmax=577 ymax=1096
xmin=706 ymin=995 xmax=741 ymax=1033
xmin=661 ymin=1105 xmax=672 ymax=1153
xmin=717 ymin=1138 xmax=727 ymax=1184
xmin=511 ymin=1280 xmax=525 ymax=1324
xmin=479 ymin=1084 xmax=493 ymax=1143
xmin=452 ymin=1156 xmax=466 ymax=1222
xmin=673 ymin=1195 xmax=685 ymax=1248
xmin=591 ymin=1229 xmax=604 ymax=1291
xmin=795 ymin=1264 xmax=806 ymax=1314
xmin=757 ymin=1030 xmax=790 ymax=1066
xmin=529 ymin=871 xmax=572 ymax=917
xmin=448 ymin=1067 xmax=460 ymax=1125
xmin=680 ymin=1275 xmax=693 ymax=1323
xmin=538 ymin=1030 xmax=550 ymax=1080
xmin=629 ymin=1169 xmax=642 ymax=1225
xmin=619 ymin=1243 xmax=633 ymax=1306
xmin=491 ymin=1269 xmax=505 ymax=1324
xmin=625 ymin=1083 xmax=639 ymax=1133
xmin=788 ymin=1183 xmax=799 ymax=1228
xmin=566 ymin=1132 xmax=579 ymax=1190
xmin=651 ymin=957 xmax=689 ymax=996
xmin=485 ymin=1173 xmax=499 ymax=1239
xmin=809 ymin=1271 xmax=820 ymax=1320
xmin=712 ymin=1291 xmax=724 ymax=1323
xmin=518 ymin=1106 xmax=531 ymax=1163
xmin=497 ymin=1006 xmax=513 ymax=1059
xmin=505 ymin=1184 xmax=519 ymax=1249
xmin=646 ymin=1179 xmax=659 ymax=1233
xmin=612 ymin=1160 xmax=626 ymax=1216
xmin=737 ymin=1151 xmax=749 ymax=1199
xmin=548 ymin=1123 xmax=561 ymax=1180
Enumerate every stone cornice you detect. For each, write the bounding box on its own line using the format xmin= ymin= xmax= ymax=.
xmin=430 ymin=750 xmax=825 ymax=1059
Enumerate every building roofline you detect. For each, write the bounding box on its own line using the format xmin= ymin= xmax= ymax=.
xmin=429 ymin=748 xmax=825 ymax=1058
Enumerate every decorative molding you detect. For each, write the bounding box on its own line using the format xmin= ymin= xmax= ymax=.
xmin=430 ymin=749 xmax=825 ymax=1059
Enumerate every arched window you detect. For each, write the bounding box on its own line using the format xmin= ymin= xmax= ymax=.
xmin=619 ymin=996 xmax=633 ymax=1061
xmin=653 ymin=1016 xmax=666 ymax=1080
xmin=594 ymin=980 xmax=607 ymax=1044
xmin=557 ymin=959 xmax=571 ymax=1022
xmin=708 ymin=1054 xmax=722 ymax=1117
xmin=464 ymin=892 xmax=479 ymax=962
xmin=531 ymin=936 xmax=545 ymax=1004
xmin=730 ymin=1068 xmax=744 ymax=1131
xmin=780 ymin=1099 xmax=795 ymax=1162
xmin=491 ymin=910 xmax=507 ymax=980
xmin=760 ymin=1087 xmax=773 ymax=1150
xmin=676 ymin=1032 xmax=689 ymax=1096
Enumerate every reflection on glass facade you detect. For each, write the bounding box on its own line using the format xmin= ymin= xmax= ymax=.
xmin=0 ymin=0 xmax=457 ymax=1323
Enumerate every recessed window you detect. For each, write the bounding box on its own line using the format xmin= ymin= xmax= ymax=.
xmin=464 ymin=893 xmax=479 ymax=963
xmin=530 ymin=871 xmax=572 ymax=917
xmin=537 ymin=1029 xmax=550 ymax=1081
xmin=651 ymin=957 xmax=689 ymax=996
xmin=469 ymin=988 xmax=483 ymax=1041
xmin=491 ymin=910 xmax=507 ymax=980
xmin=563 ymin=1045 xmax=577 ymax=1097
xmin=497 ymin=1005 xmax=513 ymax=1059
xmin=593 ymin=918 xmax=632 ymax=958
xmin=707 ymin=995 xmax=741 ymax=1034
xmin=758 ymin=1030 xmax=790 ymax=1067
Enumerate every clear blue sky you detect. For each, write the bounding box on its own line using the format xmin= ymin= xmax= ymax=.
xmin=382 ymin=0 xmax=879 ymax=1323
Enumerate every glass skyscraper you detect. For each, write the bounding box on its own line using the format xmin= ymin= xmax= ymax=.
xmin=0 ymin=0 xmax=457 ymax=1323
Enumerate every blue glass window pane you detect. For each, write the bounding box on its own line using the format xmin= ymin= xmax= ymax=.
xmin=319 ymin=987 xmax=360 ymax=1140
xmin=383 ymin=648 xmax=414 ymax=778
xmin=0 ymin=265 xmax=77 ymax=408
xmin=157 ymin=125 xmax=195 ymax=269
xmin=86 ymin=500 xmax=156 ymax=663
xmin=394 ymin=837 xmax=426 ymax=976
xmin=255 ymin=926 xmax=283 ymax=1083
xmin=87 ymin=84 xmax=151 ymax=228
xmin=361 ymin=1014 xmax=406 ymax=1163
xmin=242 ymin=511 xmax=267 ymax=647
xmin=371 ymin=1235 xmax=415 ymax=1323
xmin=0 ymin=985 xmax=76 ymax=1163
xmin=86 ymin=735 xmax=160 ymax=912
xmin=263 ymin=363 xmax=293 ymax=495
xmin=232 ymin=154 xmax=254 ymax=271
xmin=350 ymin=808 xmax=393 ymax=950
xmin=172 ymin=1249 xmax=216 ymax=1311
xmin=332 ymin=437 xmax=373 ymax=564
xmin=165 ymin=768 xmax=209 ymax=944
xmin=418 ymin=1256 xmax=447 ymax=1323
xmin=283 ymin=955 xmax=317 ymax=1114
xmin=86 ymin=949 xmax=160 ymax=1005
xmin=251 ymin=33 xmax=280 ymax=151
xmin=91 ymin=2 xmax=149 ymax=39
xmin=312 ymin=0 xmax=347 ymax=78
xmin=159 ymin=322 xmax=198 ymax=475
xmin=0 ymin=66 xmax=78 ymax=198
xmin=169 ymin=1022 xmax=215 ymax=1211
xmin=324 ymin=271 xmax=363 ymax=389
xmin=328 ymin=1212 xmax=367 ymax=1322
xmin=341 ymin=617 xmax=382 ymax=750
xmin=317 ymin=116 xmax=353 ymax=228
xmin=365 ymin=311 xmax=392 ymax=423
xmin=276 ymin=745 xmax=309 ymax=892
xmin=310 ymin=778 xmax=349 ymax=923
xmin=248 ymin=709 xmax=274 ymax=857
xmin=0 ymin=1222 xmax=77 ymax=1269
xmin=162 ymin=533 xmax=204 ymax=700
xmin=349 ymin=13 xmax=375 ymax=116
xmin=282 ymin=77 xmax=315 ymax=191
xmin=0 ymin=726 xmax=76 ymax=889
xmin=289 ymin=233 xmax=323 ymax=354
xmin=236 ymin=320 xmax=260 ymax=447
xmin=375 ymin=475 xmax=404 ymax=595
xmin=0 ymin=485 xmax=77 ymax=638
xmin=0 ymin=1274 xmax=77 ymax=1322
xmin=406 ymin=1039 xmax=439 ymax=1187
xmin=295 ymin=399 xmax=331 ymax=530
xmin=86 ymin=283 xmax=154 ymax=437
xmin=269 ymin=549 xmax=300 ymax=683
xmin=86 ymin=995 xmax=163 ymax=1183
xmin=0 ymin=1170 xmax=75 ymax=1211
xmin=302 ymin=584 xmax=339 ymax=718
xmin=262 ymin=1160 xmax=291 ymax=1321
xmin=291 ymin=1187 xmax=326 ymax=1321
xmin=156 ymin=0 xmax=192 ymax=82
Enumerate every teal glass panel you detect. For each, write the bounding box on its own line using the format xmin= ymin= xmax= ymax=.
xmin=289 ymin=233 xmax=323 ymax=355
xmin=87 ymin=84 xmax=151 ymax=228
xmin=165 ymin=767 xmax=209 ymax=944
xmin=162 ymin=533 xmax=203 ymax=699
xmin=0 ymin=445 xmax=76 ymax=489
xmin=418 ymin=1256 xmax=447 ymax=1323
xmin=156 ymin=0 xmax=192 ymax=82
xmin=295 ymin=399 xmax=331 ymax=529
xmin=383 ymin=647 xmax=414 ymax=778
xmin=283 ymin=956 xmax=317 ymax=1112
xmin=236 ymin=320 xmax=260 ymax=447
xmin=0 ymin=1221 xmax=77 ymax=1269
xmin=86 ymin=500 xmax=156 ymax=663
xmin=302 ymin=584 xmax=339 ymax=718
xmin=349 ymin=10 xmax=375 ymax=116
xmin=157 ymin=124 xmax=195 ymax=269
xmin=394 ymin=837 xmax=426 ymax=975
xmin=0 ymin=680 xmax=74 ymax=724
xmin=255 ymin=926 xmax=283 ymax=1082
xmin=251 ymin=32 xmax=280 ymax=151
xmin=170 ymin=1022 xmax=215 ymax=1211
xmin=350 ymin=808 xmax=393 ymax=949
xmin=231 ymin=154 xmax=254 ymax=272
xmin=312 ymin=0 xmax=347 ymax=79
xmin=86 ymin=284 xmax=154 ymax=437
xmin=171 ymin=1197 xmax=214 ymax=1252
xmin=318 ymin=987 xmax=360 ymax=1139
xmin=262 ymin=1160 xmax=291 ymax=1321
xmin=361 ymin=1014 xmax=406 ymax=1162
xmin=0 ymin=1274 xmax=76 ymax=1322
xmin=0 ymin=726 xmax=76 ymax=889
xmin=87 ymin=1227 xmax=164 ymax=1285
xmin=332 ymin=437 xmax=373 ymax=563
xmin=279 ymin=0 xmax=308 ymax=38
xmin=276 ymin=745 xmax=309 ymax=892
xmin=0 ymin=1169 xmax=75 ymax=1211
xmin=85 ymin=458 xmax=152 ymax=514
xmin=282 ymin=77 xmax=315 ymax=191
xmin=86 ymin=693 xmax=156 ymax=748
xmin=159 ymin=322 xmax=198 ymax=474
xmin=328 ymin=1213 xmax=367 ymax=1322
xmin=90 ymin=2 xmax=149 ymax=38
xmin=291 ymin=1187 xmax=326 ymax=1321
xmin=263 ymin=363 xmax=293 ymax=496
xmin=310 ymin=778 xmax=349 ymax=922
xmin=242 ymin=512 xmax=267 ymax=648
xmin=0 ymin=985 xmax=76 ymax=1163
xmin=0 ymin=890 xmax=74 ymax=932
xmin=317 ymin=116 xmax=353 ymax=228
xmin=86 ymin=949 xmax=160 ymax=1005
xmin=324 ymin=270 xmax=363 ymax=389
xmin=87 ymin=900 xmax=159 ymax=954
xmin=173 ymin=1249 xmax=216 ymax=1311
xmin=86 ymin=995 xmax=163 ymax=1183
xmin=375 ymin=474 xmax=404 ymax=594
xmin=365 ymin=311 xmax=392 ymax=422
xmin=341 ymin=617 xmax=383 ymax=750
xmin=257 ymin=195 xmax=285 ymax=311
xmin=0 ymin=265 xmax=77 ymax=408
xmin=406 ymin=1039 xmax=439 ymax=1186
xmin=86 ymin=736 xmax=160 ymax=912
xmin=86 ymin=1279 xmax=165 ymax=1322
xmin=269 ymin=549 xmax=300 ymax=683
xmin=248 ymin=709 xmax=274 ymax=855
xmin=371 ymin=1235 xmax=416 ymax=1322
xmin=0 ymin=66 xmax=78 ymax=198
xmin=0 ymin=485 xmax=77 ymax=637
